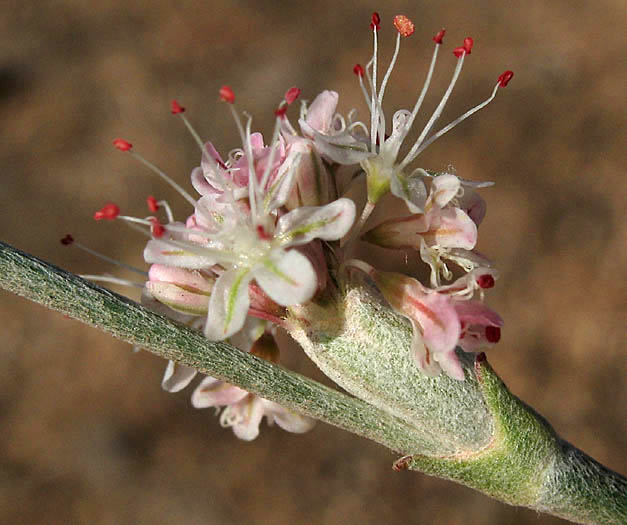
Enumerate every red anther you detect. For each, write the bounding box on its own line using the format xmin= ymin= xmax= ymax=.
xmin=60 ymin=234 xmax=74 ymax=246
xmin=393 ymin=15 xmax=415 ymax=37
xmin=256 ymin=224 xmax=272 ymax=240
xmin=433 ymin=28 xmax=446 ymax=44
xmin=485 ymin=326 xmax=501 ymax=343
xmin=170 ymin=100 xmax=185 ymax=114
xmin=284 ymin=87 xmax=301 ymax=105
xmin=370 ymin=12 xmax=381 ymax=31
xmin=274 ymin=106 xmax=288 ymax=118
xmin=476 ymin=274 xmax=495 ymax=289
xmin=476 ymin=352 xmax=487 ymax=364
xmin=147 ymin=195 xmax=159 ymax=212
xmin=463 ymin=37 xmax=474 ymax=54
xmin=497 ymin=70 xmax=514 ymax=87
xmin=219 ymin=85 xmax=235 ymax=104
xmin=94 ymin=203 xmax=120 ymax=221
xmin=113 ymin=138 xmax=132 ymax=152
xmin=453 ymin=46 xmax=466 ymax=58
xmin=353 ymin=64 xmax=365 ymax=77
xmin=149 ymin=217 xmax=165 ymax=238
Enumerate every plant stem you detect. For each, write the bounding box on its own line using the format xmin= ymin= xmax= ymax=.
xmin=0 ymin=241 xmax=419 ymax=453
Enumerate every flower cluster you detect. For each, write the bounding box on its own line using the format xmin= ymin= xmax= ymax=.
xmin=87 ymin=12 xmax=511 ymax=438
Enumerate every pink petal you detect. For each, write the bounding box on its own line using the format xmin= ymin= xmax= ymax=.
xmin=304 ymin=90 xmax=339 ymax=135
xmin=161 ymin=360 xmax=197 ymax=392
xmin=262 ymin=400 xmax=316 ymax=434
xmin=191 ymin=376 xmax=248 ymax=408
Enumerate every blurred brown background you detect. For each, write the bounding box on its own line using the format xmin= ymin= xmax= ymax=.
xmin=1 ymin=1 xmax=625 ymax=524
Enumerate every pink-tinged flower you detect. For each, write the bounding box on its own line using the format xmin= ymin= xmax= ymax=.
xmin=348 ymin=260 xmax=466 ymax=380
xmin=306 ymin=15 xmax=512 ymax=217
xmin=145 ymin=196 xmax=355 ymax=340
xmin=190 ymin=331 xmax=315 ymax=440
xmin=192 ymin=382 xmax=315 ymax=441
xmin=363 ymin=174 xmax=478 ymax=285
xmin=454 ymin=300 xmax=503 ymax=353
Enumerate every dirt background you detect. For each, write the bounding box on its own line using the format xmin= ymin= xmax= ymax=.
xmin=0 ymin=1 xmax=625 ymax=524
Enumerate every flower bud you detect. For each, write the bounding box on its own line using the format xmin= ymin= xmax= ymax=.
xmin=146 ymin=264 xmax=215 ymax=315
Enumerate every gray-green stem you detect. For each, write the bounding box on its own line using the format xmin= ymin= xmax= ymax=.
xmin=0 ymin=242 xmax=625 ymax=524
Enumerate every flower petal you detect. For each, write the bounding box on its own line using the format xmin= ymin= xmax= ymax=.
xmin=374 ymin=271 xmax=461 ymax=356
xmin=276 ymin=198 xmax=356 ymax=247
xmin=423 ymin=208 xmax=477 ymax=250
xmin=303 ymin=90 xmax=339 ymax=135
xmin=429 ymin=174 xmax=460 ymax=208
xmin=144 ymin=239 xmax=219 ymax=269
xmin=161 ymin=360 xmax=198 ymax=392
xmin=254 ymin=249 xmax=317 ymax=306
xmin=434 ymin=350 xmax=465 ymax=381
xmin=390 ymin=172 xmax=428 ymax=214
xmin=409 ymin=319 xmax=441 ymax=376
xmin=362 ymin=214 xmax=428 ymax=250
xmin=191 ymin=376 xmax=248 ymax=408
xmin=204 ymin=268 xmax=253 ymax=341
xmin=262 ymin=400 xmax=316 ymax=434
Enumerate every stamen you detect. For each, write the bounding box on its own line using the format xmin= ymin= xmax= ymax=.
xmin=409 ymin=76 xmax=506 ymax=158
xmin=170 ymin=100 xmax=185 ymax=114
xmin=476 ymin=274 xmax=495 ymax=289
xmin=61 ymin=234 xmax=147 ymax=276
xmin=399 ymin=49 xmax=467 ymax=169
xmin=219 ymin=85 xmax=235 ymax=104
xmin=128 ymin=150 xmax=197 ymax=207
xmin=377 ymin=29 xmax=405 ymax=142
xmin=463 ymin=37 xmax=474 ymax=54
xmin=80 ymin=275 xmax=145 ymax=288
xmin=370 ymin=13 xmax=380 ymax=152
xmin=94 ymin=203 xmax=120 ymax=221
xmin=370 ymin=12 xmax=381 ymax=31
xmin=393 ymin=15 xmax=415 ymax=37
xmin=497 ymin=70 xmax=514 ymax=87
xmin=60 ymin=234 xmax=74 ymax=245
xmin=113 ymin=138 xmax=132 ymax=151
xmin=284 ymin=87 xmax=301 ymax=105
xmin=172 ymin=100 xmax=233 ymax=199
xmin=147 ymin=195 xmax=159 ymax=212
xmin=353 ymin=64 xmax=365 ymax=77
xmin=354 ymin=64 xmax=371 ymax=109
xmin=433 ymin=28 xmax=446 ymax=44
xmin=148 ymin=217 xmax=166 ymax=238
xmin=397 ymin=36 xmax=442 ymax=153
xmin=485 ymin=326 xmax=501 ymax=343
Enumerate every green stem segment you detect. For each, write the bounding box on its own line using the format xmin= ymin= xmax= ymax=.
xmin=0 ymin=241 xmax=625 ymax=524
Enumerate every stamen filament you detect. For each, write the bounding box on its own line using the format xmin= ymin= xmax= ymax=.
xmin=130 ymin=152 xmax=197 ymax=206
xmin=71 ymin=241 xmax=148 ymax=276
xmin=403 ymin=42 xmax=441 ymax=143
xmin=370 ymin=26 xmax=379 ymax=152
xmin=79 ymin=275 xmax=145 ymax=288
xmin=400 ymin=52 xmax=466 ymax=169
xmin=259 ymin=117 xmax=283 ymax=191
xmin=411 ymin=82 xmax=501 ymax=158
xmin=376 ymin=32 xmax=402 ymax=143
